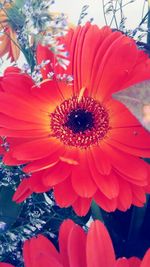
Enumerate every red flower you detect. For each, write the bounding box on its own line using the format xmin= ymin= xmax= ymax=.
xmin=0 ymin=23 xmax=150 ymax=215
xmin=0 ymin=219 xmax=149 ymax=267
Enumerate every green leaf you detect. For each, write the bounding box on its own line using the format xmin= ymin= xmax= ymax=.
xmin=113 ymin=80 xmax=150 ymax=131
xmin=14 ymin=0 xmax=25 ymax=9
xmin=7 ymin=6 xmax=25 ymax=29
xmin=0 ymin=186 xmax=22 ymax=231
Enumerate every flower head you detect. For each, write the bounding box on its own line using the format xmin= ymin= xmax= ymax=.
xmin=0 ymin=219 xmax=149 ymax=267
xmin=0 ymin=23 xmax=150 ymax=216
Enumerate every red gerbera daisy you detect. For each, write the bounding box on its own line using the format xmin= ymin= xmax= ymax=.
xmin=0 ymin=219 xmax=149 ymax=267
xmin=0 ymin=23 xmax=150 ymax=216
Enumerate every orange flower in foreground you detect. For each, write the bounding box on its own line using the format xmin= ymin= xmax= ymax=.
xmin=0 ymin=23 xmax=150 ymax=216
xmin=0 ymin=1 xmax=20 ymax=61
xmin=0 ymin=219 xmax=149 ymax=267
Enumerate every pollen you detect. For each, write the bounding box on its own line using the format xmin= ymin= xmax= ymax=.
xmin=50 ymin=96 xmax=109 ymax=148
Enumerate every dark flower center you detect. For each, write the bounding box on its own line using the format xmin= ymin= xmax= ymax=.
xmin=65 ymin=109 xmax=94 ymax=133
xmin=50 ymin=96 xmax=109 ymax=149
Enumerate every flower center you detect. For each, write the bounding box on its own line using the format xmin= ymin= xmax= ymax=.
xmin=65 ymin=109 xmax=94 ymax=133
xmin=50 ymin=96 xmax=109 ymax=148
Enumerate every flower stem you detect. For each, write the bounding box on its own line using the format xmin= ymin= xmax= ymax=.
xmin=91 ymin=201 xmax=104 ymax=222
xmin=127 ymin=196 xmax=149 ymax=242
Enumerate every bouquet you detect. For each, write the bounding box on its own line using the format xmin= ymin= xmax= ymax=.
xmin=0 ymin=0 xmax=150 ymax=266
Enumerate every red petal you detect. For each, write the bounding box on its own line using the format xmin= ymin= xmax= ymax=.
xmin=23 ymin=144 xmax=64 ymax=173
xmin=141 ymin=249 xmax=150 ymax=267
xmin=31 ymin=79 xmax=63 ymax=108
xmin=3 ymin=152 xmax=28 ymax=166
xmin=88 ymin=151 xmax=119 ymax=199
xmin=0 ymin=92 xmax=46 ymax=124
xmin=54 ymin=177 xmax=78 ymax=207
xmin=2 ymin=69 xmax=34 ymax=97
xmin=109 ymin=126 xmax=150 ymax=150
xmin=59 ymin=220 xmax=75 ymax=267
xmin=107 ymin=99 xmax=140 ymax=127
xmin=115 ymin=258 xmax=129 ymax=267
xmin=86 ymin=220 xmax=116 ymax=267
xmin=93 ymin=35 xmax=138 ymax=101
xmin=24 ymin=235 xmax=62 ymax=267
xmin=0 ymin=128 xmax=50 ymax=138
xmin=102 ymin=143 xmax=148 ymax=186
xmin=71 ymin=152 xmax=97 ymax=198
xmin=0 ymin=113 xmax=46 ymax=130
xmin=12 ymin=138 xmax=62 ymax=161
xmin=131 ymin=185 xmax=146 ymax=206
xmin=71 ymin=23 xmax=90 ymax=93
xmin=23 ymin=240 xmax=32 ymax=267
xmin=28 ymin=171 xmax=51 ymax=193
xmin=117 ymin=179 xmax=132 ymax=211
xmin=94 ymin=190 xmax=117 ymax=212
xmin=68 ymin=223 xmax=87 ymax=267
xmin=122 ymin=52 xmax=150 ymax=90
xmin=43 ymin=161 xmax=72 ymax=186
xmin=106 ymin=138 xmax=150 ymax=158
xmin=34 ymin=256 xmax=63 ymax=267
xmin=36 ymin=44 xmax=54 ymax=79
xmin=90 ymin=146 xmax=111 ymax=175
xmin=128 ymin=257 xmax=141 ymax=267
xmin=81 ymin=26 xmax=112 ymax=91
xmin=90 ymin=31 xmax=122 ymax=97
xmin=72 ymin=197 xmax=91 ymax=216
xmin=32 ymin=235 xmax=61 ymax=260
xmin=13 ymin=179 xmax=32 ymax=203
